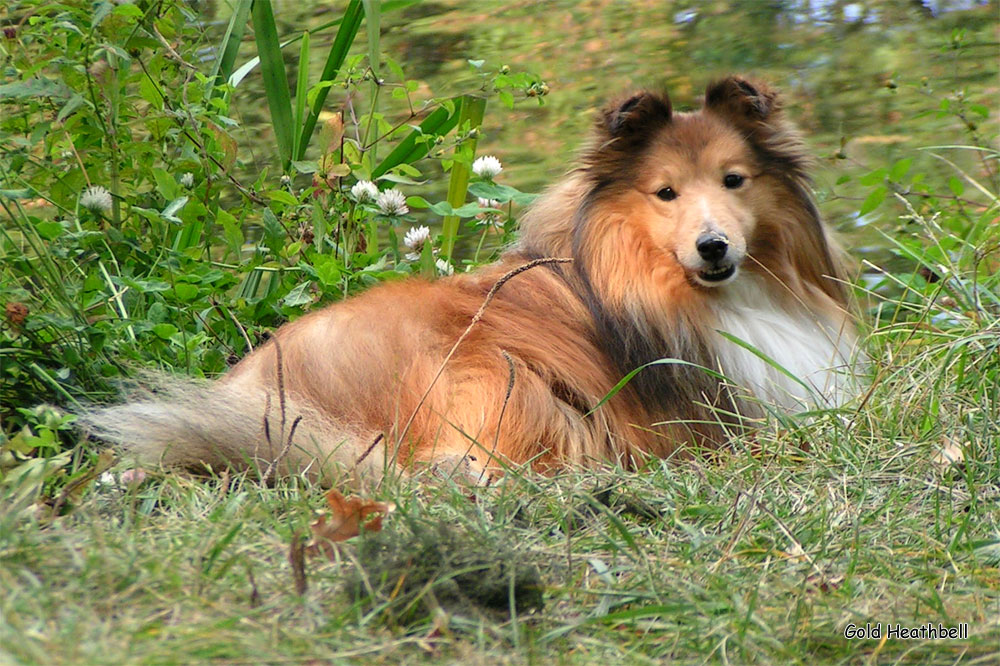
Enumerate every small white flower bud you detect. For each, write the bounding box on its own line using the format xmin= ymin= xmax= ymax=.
xmin=350 ymin=179 xmax=379 ymax=202
xmin=79 ymin=185 xmax=113 ymax=214
xmin=472 ymin=155 xmax=502 ymax=179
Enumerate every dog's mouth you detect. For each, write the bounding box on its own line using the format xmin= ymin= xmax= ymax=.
xmin=695 ymin=262 xmax=737 ymax=285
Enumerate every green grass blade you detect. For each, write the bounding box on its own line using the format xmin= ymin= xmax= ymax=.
xmin=209 ymin=0 xmax=252 ymax=94
xmin=441 ymin=95 xmax=486 ymax=261
xmin=292 ymin=31 xmax=311 ymax=161
xmin=371 ymin=105 xmax=460 ymax=179
xmin=251 ymin=0 xmax=294 ymax=166
xmin=361 ymin=0 xmax=381 ymax=77
xmin=228 ymin=18 xmax=342 ymax=88
xmin=715 ymin=331 xmax=816 ymax=395
xmin=295 ymin=0 xmax=364 ymax=160
xmin=585 ymin=359 xmax=728 ymax=417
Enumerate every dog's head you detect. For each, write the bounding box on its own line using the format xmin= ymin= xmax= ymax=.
xmin=579 ymin=76 xmax=825 ymax=291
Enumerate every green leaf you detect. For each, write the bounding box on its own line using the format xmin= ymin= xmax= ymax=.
xmin=118 ymin=277 xmax=170 ymax=293
xmin=172 ymin=283 xmax=199 ymax=301
xmin=219 ymin=209 xmax=243 ymax=259
xmin=948 ymin=177 xmax=964 ymax=197
xmin=112 ymin=3 xmax=143 ymax=18
xmin=92 ymin=1 xmax=114 ymax=28
xmin=266 ymin=190 xmax=298 ymax=206
xmin=0 ymin=188 xmax=35 ymax=200
xmin=372 ymin=105 xmax=460 ymax=179
xmin=313 ymin=255 xmax=342 ymax=287
xmin=152 ymin=323 xmax=178 ymax=340
xmin=361 ymin=0 xmax=381 ymax=77
xmin=969 ymin=104 xmax=989 ymax=118
xmin=405 ymin=195 xmax=432 ymax=209
xmin=260 ymin=208 xmax=285 ymax=253
xmin=36 ymin=220 xmax=64 ymax=240
xmin=252 ymin=0 xmax=295 ymax=166
xmin=859 ymin=185 xmax=887 ymax=215
xmin=468 ymin=181 xmax=538 ymax=206
xmin=889 ymin=158 xmax=912 ymax=182
xmin=282 ymin=281 xmax=314 ymax=307
xmin=151 ymin=168 xmax=180 ymax=200
xmin=468 ymin=182 xmax=519 ymax=203
xmin=378 ymin=172 xmax=425 ymax=185
xmin=210 ymin=0 xmax=253 ymax=93
xmin=162 ymin=196 xmax=189 ymax=223
xmin=0 ymin=78 xmax=71 ymax=100
xmin=57 ymin=94 xmax=89 ymax=122
xmin=296 ymin=0 xmax=364 ymax=160
xmin=292 ymin=30 xmax=311 ymax=161
xmin=291 ymin=160 xmax=318 ymax=174
xmin=858 ymin=168 xmax=887 ymax=187
xmin=427 ymin=201 xmax=455 ymax=216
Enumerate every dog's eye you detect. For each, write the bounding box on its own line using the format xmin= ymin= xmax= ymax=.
xmin=723 ymin=173 xmax=745 ymax=189
xmin=656 ymin=187 xmax=677 ymax=201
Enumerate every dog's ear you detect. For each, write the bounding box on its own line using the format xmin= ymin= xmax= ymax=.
xmin=601 ymin=91 xmax=672 ymax=139
xmin=705 ymin=76 xmax=812 ymax=183
xmin=704 ymin=76 xmax=779 ymax=126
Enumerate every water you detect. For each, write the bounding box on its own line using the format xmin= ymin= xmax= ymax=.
xmin=246 ymin=1 xmax=998 ymax=265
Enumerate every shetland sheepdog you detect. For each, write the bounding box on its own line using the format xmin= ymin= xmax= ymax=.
xmin=82 ymin=76 xmax=859 ymax=484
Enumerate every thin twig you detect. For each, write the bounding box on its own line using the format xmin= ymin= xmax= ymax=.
xmin=213 ymin=300 xmax=254 ymax=354
xmin=274 ymin=338 xmax=287 ymax=440
xmin=352 ymin=433 xmax=385 ymax=471
xmin=477 ymin=350 xmax=516 ymax=483
xmin=262 ymin=415 xmax=303 ymax=483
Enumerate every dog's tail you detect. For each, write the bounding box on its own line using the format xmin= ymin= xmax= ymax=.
xmin=77 ymin=373 xmax=389 ymax=484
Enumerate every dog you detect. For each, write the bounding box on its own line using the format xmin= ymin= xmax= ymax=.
xmin=81 ymin=76 xmax=859 ymax=484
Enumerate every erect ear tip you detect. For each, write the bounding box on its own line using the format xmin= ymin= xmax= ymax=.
xmin=601 ymin=90 xmax=672 ymax=136
xmin=705 ymin=76 xmax=777 ymax=118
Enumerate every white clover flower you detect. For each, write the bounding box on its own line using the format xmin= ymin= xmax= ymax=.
xmin=376 ymin=188 xmax=409 ymax=216
xmin=180 ymin=172 xmax=194 ymax=188
xmin=403 ymin=225 xmax=430 ymax=261
xmin=79 ymin=185 xmax=113 ymax=214
xmin=435 ymin=258 xmax=454 ymax=276
xmin=351 ymin=179 xmax=379 ymax=202
xmin=477 ymin=197 xmax=501 ymax=210
xmin=472 ymin=155 xmax=502 ymax=179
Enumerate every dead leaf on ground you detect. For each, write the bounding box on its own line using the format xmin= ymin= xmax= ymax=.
xmin=306 ymin=489 xmax=395 ymax=559
xmin=806 ymin=573 xmax=845 ymax=594
xmin=931 ymin=436 xmax=966 ymax=472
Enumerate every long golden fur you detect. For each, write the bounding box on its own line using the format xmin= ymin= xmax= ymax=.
xmin=82 ymin=76 xmax=859 ymax=484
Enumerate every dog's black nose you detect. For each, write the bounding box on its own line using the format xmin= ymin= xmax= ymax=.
xmin=696 ymin=233 xmax=729 ymax=262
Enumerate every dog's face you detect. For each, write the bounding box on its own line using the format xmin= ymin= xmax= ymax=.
xmin=580 ymin=77 xmax=819 ymax=293
xmin=635 ymin=118 xmax=758 ymax=287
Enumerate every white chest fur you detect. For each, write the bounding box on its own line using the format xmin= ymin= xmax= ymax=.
xmin=710 ymin=277 xmax=858 ymax=411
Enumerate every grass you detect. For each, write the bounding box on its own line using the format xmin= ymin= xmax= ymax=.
xmin=2 ymin=358 xmax=997 ymax=665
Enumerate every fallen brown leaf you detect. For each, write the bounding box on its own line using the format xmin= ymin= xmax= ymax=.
xmin=931 ymin=436 xmax=966 ymax=472
xmin=306 ymin=489 xmax=395 ymax=559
